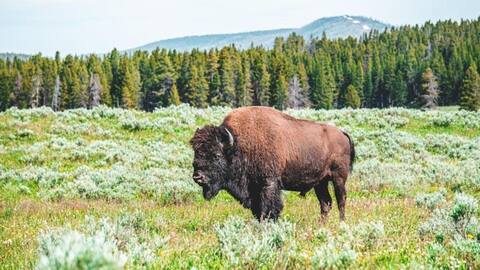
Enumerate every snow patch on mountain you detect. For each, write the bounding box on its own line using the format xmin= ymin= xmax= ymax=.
xmin=130 ymin=16 xmax=391 ymax=52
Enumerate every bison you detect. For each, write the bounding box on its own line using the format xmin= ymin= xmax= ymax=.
xmin=190 ymin=106 xmax=355 ymax=222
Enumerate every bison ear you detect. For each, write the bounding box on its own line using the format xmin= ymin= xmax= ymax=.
xmin=217 ymin=127 xmax=234 ymax=148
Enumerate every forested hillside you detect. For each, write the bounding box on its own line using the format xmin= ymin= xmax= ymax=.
xmin=0 ymin=18 xmax=479 ymax=112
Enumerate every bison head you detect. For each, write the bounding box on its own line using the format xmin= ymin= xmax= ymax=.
xmin=190 ymin=125 xmax=234 ymax=200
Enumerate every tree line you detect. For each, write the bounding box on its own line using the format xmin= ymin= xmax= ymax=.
xmin=0 ymin=18 xmax=479 ymax=112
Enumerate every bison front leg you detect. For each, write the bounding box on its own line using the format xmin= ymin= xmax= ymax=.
xmin=314 ymin=180 xmax=332 ymax=223
xmin=252 ymin=178 xmax=283 ymax=221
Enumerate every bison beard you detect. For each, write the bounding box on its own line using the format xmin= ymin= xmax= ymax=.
xmin=190 ymin=106 xmax=355 ymax=222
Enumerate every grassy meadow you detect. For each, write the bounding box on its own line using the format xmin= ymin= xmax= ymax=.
xmin=0 ymin=105 xmax=479 ymax=269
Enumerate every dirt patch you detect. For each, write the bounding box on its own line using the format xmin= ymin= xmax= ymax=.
xmin=16 ymin=199 xmax=46 ymax=214
xmin=16 ymin=199 xmax=98 ymax=215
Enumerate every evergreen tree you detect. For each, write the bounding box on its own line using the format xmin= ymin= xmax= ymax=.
xmin=381 ymin=54 xmax=398 ymax=107
xmin=460 ymin=64 xmax=480 ymax=111
xmin=371 ymin=48 xmax=383 ymax=107
xmin=354 ymin=59 xmax=364 ymax=100
xmin=235 ymin=57 xmax=253 ymax=107
xmin=271 ymin=73 xmax=288 ymax=109
xmin=109 ymin=49 xmax=122 ymax=107
xmin=310 ymin=53 xmax=335 ymax=109
xmin=446 ymin=47 xmax=464 ymax=104
xmin=363 ymin=54 xmax=374 ymax=107
xmin=36 ymin=58 xmax=56 ymax=107
xmin=218 ymin=48 xmax=236 ymax=106
xmin=0 ymin=64 xmax=12 ymax=110
xmin=251 ymin=51 xmax=270 ymax=105
xmin=176 ymin=53 xmax=191 ymax=103
xmin=18 ymin=61 xmax=35 ymax=108
xmin=345 ymin=84 xmax=361 ymax=108
xmin=340 ymin=51 xmax=357 ymax=106
xmin=141 ymin=51 xmax=176 ymax=110
xmin=431 ymin=50 xmax=447 ymax=105
xmin=405 ymin=48 xmax=419 ymax=104
xmin=60 ymin=56 xmax=77 ymax=108
xmin=185 ymin=65 xmax=208 ymax=107
xmin=297 ymin=63 xmax=310 ymax=101
xmin=207 ymin=50 xmax=222 ymax=105
xmin=269 ymin=48 xmax=289 ymax=109
xmin=120 ymin=58 xmax=141 ymax=109
xmin=77 ymin=62 xmax=90 ymax=107
xmin=168 ymin=83 xmax=181 ymax=106
xmin=101 ymin=57 xmax=113 ymax=106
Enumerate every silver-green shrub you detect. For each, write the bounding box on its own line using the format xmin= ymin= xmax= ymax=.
xmin=419 ymin=193 xmax=478 ymax=240
xmin=416 ymin=188 xmax=447 ymax=211
xmin=36 ymin=213 xmax=167 ymax=269
xmin=214 ymin=217 xmax=296 ymax=268
xmin=312 ymin=221 xmax=384 ymax=269
xmin=418 ymin=192 xmax=480 ymax=268
xmin=312 ymin=241 xmax=357 ymax=270
xmin=2 ymin=106 xmax=480 ymax=202
xmin=37 ymin=229 xmax=127 ymax=270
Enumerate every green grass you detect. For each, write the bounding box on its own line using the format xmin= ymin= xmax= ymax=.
xmin=0 ymin=106 xmax=479 ymax=269
xmin=0 ymin=191 xmax=429 ymax=269
xmin=437 ymin=106 xmax=460 ymax=111
xmin=399 ymin=117 xmax=480 ymax=138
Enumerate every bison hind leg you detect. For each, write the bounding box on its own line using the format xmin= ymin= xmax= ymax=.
xmin=314 ymin=179 xmax=333 ymax=223
xmin=333 ymin=177 xmax=347 ymax=221
xmin=330 ymin=162 xmax=349 ymax=221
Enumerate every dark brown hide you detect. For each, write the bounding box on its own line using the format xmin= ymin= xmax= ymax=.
xmin=190 ymin=106 xmax=355 ymax=221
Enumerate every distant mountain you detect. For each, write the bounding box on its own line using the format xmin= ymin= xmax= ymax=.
xmin=0 ymin=53 xmax=31 ymax=61
xmin=131 ymin=15 xmax=390 ymax=52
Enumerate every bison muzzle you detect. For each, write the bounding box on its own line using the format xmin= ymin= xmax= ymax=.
xmin=190 ymin=106 xmax=355 ymax=222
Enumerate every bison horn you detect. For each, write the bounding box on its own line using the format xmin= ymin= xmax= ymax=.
xmin=225 ymin=127 xmax=234 ymax=146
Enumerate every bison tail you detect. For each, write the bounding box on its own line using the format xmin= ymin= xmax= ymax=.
xmin=342 ymin=131 xmax=355 ymax=173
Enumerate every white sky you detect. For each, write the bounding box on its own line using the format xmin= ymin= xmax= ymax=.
xmin=0 ymin=0 xmax=479 ymax=56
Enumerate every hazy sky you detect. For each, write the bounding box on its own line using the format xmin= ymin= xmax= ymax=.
xmin=1 ymin=0 xmax=479 ymax=56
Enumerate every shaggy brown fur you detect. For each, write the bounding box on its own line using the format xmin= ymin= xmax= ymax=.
xmin=190 ymin=106 xmax=354 ymax=221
